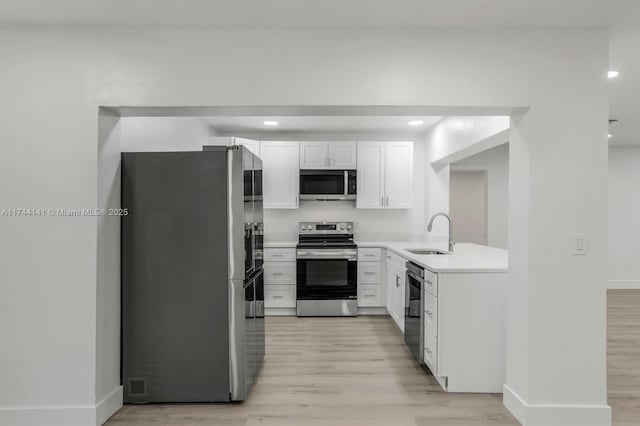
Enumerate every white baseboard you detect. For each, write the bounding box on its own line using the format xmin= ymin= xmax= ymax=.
xmin=608 ymin=280 xmax=640 ymax=289
xmin=357 ymin=307 xmax=388 ymax=315
xmin=0 ymin=405 xmax=96 ymax=426
xmin=265 ymin=307 xmax=296 ymax=316
xmin=503 ymin=384 xmax=611 ymax=426
xmin=0 ymin=386 xmax=123 ymax=426
xmin=96 ymin=386 xmax=123 ymax=425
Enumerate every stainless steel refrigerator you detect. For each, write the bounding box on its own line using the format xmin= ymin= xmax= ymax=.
xmin=121 ymin=146 xmax=264 ymax=403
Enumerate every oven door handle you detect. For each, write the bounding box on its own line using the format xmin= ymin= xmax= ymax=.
xmin=297 ymin=251 xmax=356 ymax=260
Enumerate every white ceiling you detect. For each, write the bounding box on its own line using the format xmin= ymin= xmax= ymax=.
xmin=1 ymin=0 xmax=639 ymax=29
xmin=205 ymin=116 xmax=443 ymax=138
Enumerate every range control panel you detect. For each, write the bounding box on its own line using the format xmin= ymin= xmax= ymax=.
xmin=299 ymin=221 xmax=354 ymax=235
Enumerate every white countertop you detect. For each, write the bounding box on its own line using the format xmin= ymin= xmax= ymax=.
xmin=264 ymin=239 xmax=508 ymax=273
xmin=357 ymin=241 xmax=508 ymax=273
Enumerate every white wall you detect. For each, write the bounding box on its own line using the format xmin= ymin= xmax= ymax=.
xmin=265 ymin=140 xmax=426 ymax=242
xmin=451 ymin=144 xmax=509 ymax=249
xmin=120 ymin=116 xmax=211 ymax=152
xmin=608 ymin=146 xmax=640 ymax=289
xmin=0 ymin=27 xmax=609 ymax=426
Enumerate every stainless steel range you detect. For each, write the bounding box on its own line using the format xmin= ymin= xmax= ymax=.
xmin=296 ymin=222 xmax=358 ymax=316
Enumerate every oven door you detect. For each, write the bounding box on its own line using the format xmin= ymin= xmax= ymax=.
xmin=296 ymin=250 xmax=357 ymax=299
xmin=299 ymin=170 xmax=356 ymax=201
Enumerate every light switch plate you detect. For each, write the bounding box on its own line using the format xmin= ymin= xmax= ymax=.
xmin=573 ymin=233 xmax=588 ymax=255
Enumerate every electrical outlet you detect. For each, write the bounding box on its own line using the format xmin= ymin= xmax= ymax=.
xmin=573 ymin=233 xmax=588 ymax=256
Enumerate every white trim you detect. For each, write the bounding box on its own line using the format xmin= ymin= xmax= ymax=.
xmin=96 ymin=386 xmax=123 ymax=425
xmin=357 ymin=307 xmax=388 ymax=315
xmin=503 ymin=384 xmax=611 ymax=426
xmin=265 ymin=307 xmax=296 ymax=316
xmin=607 ymin=280 xmax=640 ymax=290
xmin=0 ymin=386 xmax=123 ymax=426
xmin=0 ymin=405 xmax=96 ymax=426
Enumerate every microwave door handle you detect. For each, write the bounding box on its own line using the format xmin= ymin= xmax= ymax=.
xmin=344 ymin=170 xmax=348 ymax=196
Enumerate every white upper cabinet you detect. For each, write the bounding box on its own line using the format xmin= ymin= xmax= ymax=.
xmin=356 ymin=142 xmax=385 ymax=209
xmin=385 ymin=142 xmax=413 ymax=209
xmin=328 ymin=142 xmax=357 ymax=169
xmin=356 ymin=141 xmax=413 ymax=209
xmin=299 ymin=142 xmax=329 ymax=169
xmin=261 ymin=141 xmax=300 ymax=209
xmin=299 ymin=142 xmax=357 ymax=169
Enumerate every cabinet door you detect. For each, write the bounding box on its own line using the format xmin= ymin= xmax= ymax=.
xmin=385 ymin=256 xmax=395 ymax=318
xmin=385 ymin=142 xmax=413 ymax=209
xmin=300 ymin=142 xmax=329 ymax=169
xmin=261 ymin=142 xmax=300 ymax=209
xmin=329 ymin=142 xmax=357 ymax=169
xmin=234 ymin=137 xmax=261 ymax=158
xmin=394 ymin=267 xmax=406 ymax=332
xmin=356 ymin=142 xmax=385 ymax=209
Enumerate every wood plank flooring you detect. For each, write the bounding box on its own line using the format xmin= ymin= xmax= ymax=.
xmin=106 ymin=290 xmax=640 ymax=426
xmin=608 ymin=290 xmax=640 ymax=426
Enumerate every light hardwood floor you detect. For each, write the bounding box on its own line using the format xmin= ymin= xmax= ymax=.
xmin=608 ymin=290 xmax=640 ymax=426
xmin=106 ymin=290 xmax=639 ymax=426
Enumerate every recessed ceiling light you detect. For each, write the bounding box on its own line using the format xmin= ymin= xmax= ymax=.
xmin=608 ymin=134 xmax=612 ymax=138
xmin=608 ymin=71 xmax=619 ymax=79
xmin=408 ymin=120 xmax=424 ymax=126
xmin=263 ymin=120 xmax=279 ymax=126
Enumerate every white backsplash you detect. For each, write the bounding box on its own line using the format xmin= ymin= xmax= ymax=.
xmin=264 ymin=200 xmax=429 ymax=243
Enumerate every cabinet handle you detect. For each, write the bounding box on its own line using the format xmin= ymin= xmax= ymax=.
xmin=386 ymin=195 xmax=389 ymax=206
xmin=364 ymin=272 xmax=375 ymax=275
xmin=296 ymin=195 xmax=299 ymax=207
xmin=396 ymin=276 xmax=400 ymax=287
xmin=381 ymin=196 xmax=384 ymax=207
xmin=426 ymin=310 xmax=432 ymax=317
xmin=273 ymin=272 xmax=284 ymax=276
xmin=364 ymin=294 xmax=375 ymax=297
xmin=273 ymin=295 xmax=284 ymax=299
xmin=425 ymin=348 xmax=432 ymax=354
xmin=272 ymin=254 xmax=284 ymax=257
xmin=364 ymin=253 xmax=375 ymax=257
xmin=426 ymin=280 xmax=433 ymax=285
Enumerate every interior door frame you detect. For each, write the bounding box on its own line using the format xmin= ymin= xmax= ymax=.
xmin=448 ymin=167 xmax=489 ymax=245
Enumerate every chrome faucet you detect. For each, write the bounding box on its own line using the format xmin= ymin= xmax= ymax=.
xmin=427 ymin=212 xmax=455 ymax=252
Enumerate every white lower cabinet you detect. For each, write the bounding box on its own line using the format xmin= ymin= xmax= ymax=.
xmin=384 ymin=250 xmax=406 ymax=331
xmin=357 ymin=248 xmax=385 ymax=309
xmin=264 ymin=248 xmax=297 ymax=310
xmin=422 ymin=271 xmax=507 ymax=393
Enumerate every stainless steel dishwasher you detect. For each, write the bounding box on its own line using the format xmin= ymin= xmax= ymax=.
xmin=404 ymin=262 xmax=424 ymax=363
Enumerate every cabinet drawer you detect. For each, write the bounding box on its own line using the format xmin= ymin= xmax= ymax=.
xmin=424 ymin=269 xmax=438 ymax=297
xmin=424 ymin=292 xmax=438 ymax=334
xmin=264 ymin=248 xmax=296 ymax=262
xmin=424 ymin=317 xmax=438 ymax=373
xmin=358 ymin=284 xmax=382 ymax=307
xmin=358 ymin=262 xmax=381 ymax=284
xmin=264 ymin=262 xmax=296 ymax=285
xmin=264 ymin=285 xmax=296 ymax=308
xmin=358 ymin=248 xmax=382 ymax=261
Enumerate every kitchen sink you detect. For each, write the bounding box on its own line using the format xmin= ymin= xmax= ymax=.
xmin=405 ymin=248 xmax=450 ymax=255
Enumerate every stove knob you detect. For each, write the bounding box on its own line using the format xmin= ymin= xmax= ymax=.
xmin=339 ymin=224 xmax=346 ymax=231
xmin=347 ymin=224 xmax=352 ymax=231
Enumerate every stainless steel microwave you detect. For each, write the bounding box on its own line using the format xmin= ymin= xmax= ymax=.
xmin=299 ymin=170 xmax=356 ymax=201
